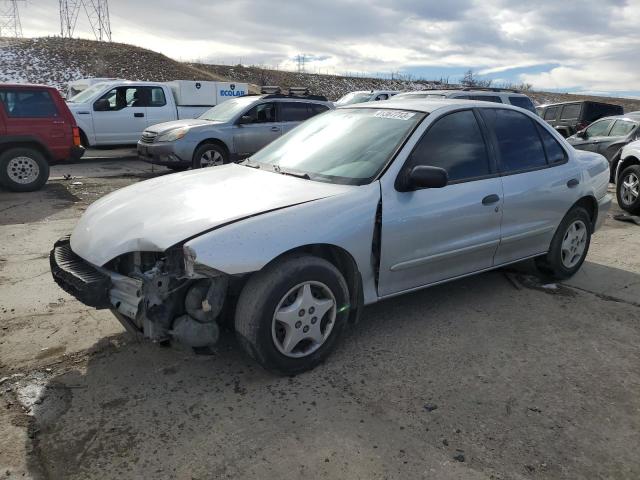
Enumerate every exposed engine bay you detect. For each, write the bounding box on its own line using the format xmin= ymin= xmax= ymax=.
xmin=103 ymin=248 xmax=229 ymax=349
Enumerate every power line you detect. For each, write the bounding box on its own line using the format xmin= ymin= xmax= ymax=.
xmin=59 ymin=0 xmax=112 ymax=41
xmin=0 ymin=0 xmax=24 ymax=37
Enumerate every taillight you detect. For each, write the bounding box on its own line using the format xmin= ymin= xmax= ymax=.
xmin=72 ymin=126 xmax=81 ymax=146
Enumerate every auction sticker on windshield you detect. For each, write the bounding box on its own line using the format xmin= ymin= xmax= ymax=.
xmin=373 ymin=110 xmax=416 ymax=120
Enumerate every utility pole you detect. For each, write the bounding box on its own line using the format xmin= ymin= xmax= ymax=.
xmin=0 ymin=0 xmax=24 ymax=37
xmin=59 ymin=0 xmax=112 ymax=41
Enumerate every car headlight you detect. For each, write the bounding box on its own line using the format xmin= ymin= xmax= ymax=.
xmin=157 ymin=127 xmax=189 ymax=142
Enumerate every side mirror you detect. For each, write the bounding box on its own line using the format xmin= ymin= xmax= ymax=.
xmin=576 ymin=130 xmax=587 ymax=139
xmin=93 ymin=99 xmax=110 ymax=111
xmin=399 ymin=165 xmax=448 ymax=191
xmin=238 ymin=115 xmax=253 ymax=125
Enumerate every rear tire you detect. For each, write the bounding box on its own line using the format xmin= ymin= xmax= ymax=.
xmin=192 ymin=143 xmax=227 ymax=169
xmin=0 ymin=147 xmax=50 ymax=192
xmin=235 ymin=254 xmax=350 ymax=375
xmin=535 ymin=207 xmax=591 ymax=280
xmin=616 ymin=164 xmax=640 ymax=215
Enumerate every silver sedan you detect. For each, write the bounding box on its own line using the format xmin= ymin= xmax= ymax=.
xmin=51 ymin=99 xmax=611 ymax=375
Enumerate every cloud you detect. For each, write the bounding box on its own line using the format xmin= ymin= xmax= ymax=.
xmin=17 ymin=0 xmax=640 ymax=95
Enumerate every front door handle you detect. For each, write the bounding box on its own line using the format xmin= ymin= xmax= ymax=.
xmin=270 ymin=126 xmax=280 ymax=132
xmin=134 ymin=112 xmax=145 ymax=118
xmin=567 ymin=178 xmax=580 ymax=188
xmin=482 ymin=194 xmax=500 ymax=205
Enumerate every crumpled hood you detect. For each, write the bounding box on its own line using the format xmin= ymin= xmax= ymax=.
xmin=146 ymin=118 xmax=221 ymax=134
xmin=70 ymin=164 xmax=352 ymax=266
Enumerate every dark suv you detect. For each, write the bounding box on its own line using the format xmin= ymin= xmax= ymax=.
xmin=0 ymin=83 xmax=84 ymax=192
xmin=538 ymin=101 xmax=623 ymax=138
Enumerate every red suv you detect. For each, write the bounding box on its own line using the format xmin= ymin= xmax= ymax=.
xmin=0 ymin=84 xmax=84 ymax=192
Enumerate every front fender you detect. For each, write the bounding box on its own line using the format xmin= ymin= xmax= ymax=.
xmin=184 ymin=182 xmax=381 ymax=304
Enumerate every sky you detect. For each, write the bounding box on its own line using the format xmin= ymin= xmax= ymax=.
xmin=18 ymin=0 xmax=640 ymax=97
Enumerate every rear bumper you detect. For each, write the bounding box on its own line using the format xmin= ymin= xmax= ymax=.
xmin=595 ymin=194 xmax=612 ymax=232
xmin=69 ymin=145 xmax=85 ymax=161
xmin=49 ymin=236 xmax=111 ymax=309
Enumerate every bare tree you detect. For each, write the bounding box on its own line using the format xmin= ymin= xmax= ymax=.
xmin=461 ymin=69 xmax=492 ymax=88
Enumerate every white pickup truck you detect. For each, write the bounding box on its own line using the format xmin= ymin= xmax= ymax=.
xmin=65 ymin=80 xmax=249 ymax=146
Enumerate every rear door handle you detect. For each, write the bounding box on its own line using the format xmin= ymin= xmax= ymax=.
xmin=134 ymin=112 xmax=144 ymax=118
xmin=567 ymin=178 xmax=580 ymax=188
xmin=270 ymin=126 xmax=280 ymax=132
xmin=482 ymin=194 xmax=500 ymax=205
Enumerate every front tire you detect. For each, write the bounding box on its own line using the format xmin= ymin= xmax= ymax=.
xmin=0 ymin=147 xmax=50 ymax=192
xmin=616 ymin=164 xmax=640 ymax=215
xmin=235 ymin=254 xmax=350 ymax=375
xmin=535 ymin=207 xmax=592 ymax=280
xmin=191 ymin=143 xmax=227 ymax=169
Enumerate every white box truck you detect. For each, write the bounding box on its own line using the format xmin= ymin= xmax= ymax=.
xmin=65 ymin=79 xmax=249 ymax=146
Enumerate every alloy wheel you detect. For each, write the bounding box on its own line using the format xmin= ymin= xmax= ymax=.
xmin=621 ymin=172 xmax=639 ymax=206
xmin=199 ymin=150 xmax=224 ymax=168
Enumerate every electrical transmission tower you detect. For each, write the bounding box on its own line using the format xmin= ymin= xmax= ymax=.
xmin=59 ymin=0 xmax=112 ymax=41
xmin=0 ymin=0 xmax=24 ymax=37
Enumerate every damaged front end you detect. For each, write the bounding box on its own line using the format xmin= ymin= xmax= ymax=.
xmin=50 ymin=236 xmax=229 ymax=349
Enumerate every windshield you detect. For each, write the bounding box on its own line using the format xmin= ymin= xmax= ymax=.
xmin=249 ymin=108 xmax=425 ymax=185
xmin=67 ymin=83 xmax=108 ymax=103
xmin=199 ymin=96 xmax=256 ymax=122
xmin=335 ymin=92 xmax=374 ymax=106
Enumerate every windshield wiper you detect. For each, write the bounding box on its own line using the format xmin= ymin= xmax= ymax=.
xmin=277 ymin=168 xmax=311 ymax=180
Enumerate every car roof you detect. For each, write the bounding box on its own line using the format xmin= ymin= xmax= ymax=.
xmin=0 ymin=83 xmax=58 ymax=90
xmin=398 ymin=89 xmax=528 ymax=97
xmin=344 ymin=97 xmax=529 ymax=114
xmin=542 ymin=100 xmax=622 ymax=108
xmin=592 ymin=113 xmax=640 ymax=123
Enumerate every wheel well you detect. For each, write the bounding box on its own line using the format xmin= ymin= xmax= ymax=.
xmin=269 ymin=244 xmax=364 ymax=324
xmin=573 ymin=196 xmax=597 ymax=227
xmin=0 ymin=141 xmax=52 ymax=162
xmin=78 ymin=128 xmax=89 ymax=148
xmin=194 ymin=139 xmax=230 ymax=161
xmin=617 ymin=156 xmax=640 ymax=182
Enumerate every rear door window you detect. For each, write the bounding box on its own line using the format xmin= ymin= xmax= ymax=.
xmin=471 ymin=95 xmax=502 ymax=103
xmin=148 ymin=87 xmax=167 ymax=107
xmin=609 ymin=120 xmax=637 ymax=137
xmin=560 ymin=104 xmax=581 ymax=120
xmin=280 ymin=102 xmax=314 ymax=122
xmin=536 ymin=124 xmax=567 ymax=164
xmin=0 ymin=89 xmax=59 ymax=118
xmin=407 ymin=109 xmax=491 ymax=183
xmin=508 ymin=96 xmax=536 ymax=113
xmin=481 ymin=108 xmax=547 ymax=173
xmin=543 ymin=106 xmax=559 ymax=121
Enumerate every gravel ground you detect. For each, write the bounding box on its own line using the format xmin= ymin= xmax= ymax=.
xmin=0 ymin=165 xmax=638 ymax=479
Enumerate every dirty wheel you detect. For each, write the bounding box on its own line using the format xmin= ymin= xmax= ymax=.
xmin=235 ymin=254 xmax=350 ymax=375
xmin=535 ymin=207 xmax=591 ymax=280
xmin=0 ymin=147 xmax=50 ymax=192
xmin=192 ymin=143 xmax=227 ymax=169
xmin=616 ymin=164 xmax=640 ymax=215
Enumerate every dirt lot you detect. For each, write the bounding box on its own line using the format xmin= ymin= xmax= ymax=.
xmin=0 ymin=161 xmax=639 ymax=480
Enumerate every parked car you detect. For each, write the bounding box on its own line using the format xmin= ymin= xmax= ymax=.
xmin=393 ymin=88 xmax=537 ymax=113
xmin=537 ymin=101 xmax=623 ymax=137
xmin=137 ymin=91 xmax=334 ymax=170
xmin=50 ymin=99 xmax=611 ymax=374
xmin=66 ymin=80 xmax=249 ymax=147
xmin=616 ymin=139 xmax=640 ymax=214
xmin=0 ymin=83 xmax=84 ymax=192
xmin=334 ymin=90 xmax=400 ymax=106
xmin=567 ymin=113 xmax=640 ymax=179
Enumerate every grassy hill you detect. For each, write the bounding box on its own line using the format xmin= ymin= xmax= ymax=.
xmin=1 ymin=36 xmax=639 ymax=111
